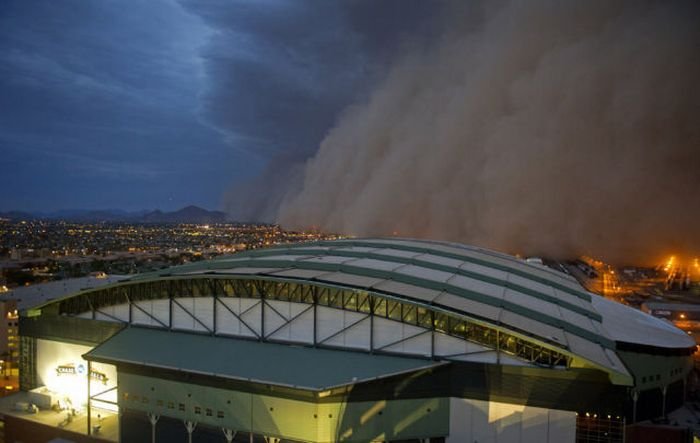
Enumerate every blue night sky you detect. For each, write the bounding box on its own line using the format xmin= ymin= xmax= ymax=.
xmin=0 ymin=0 xmax=440 ymax=212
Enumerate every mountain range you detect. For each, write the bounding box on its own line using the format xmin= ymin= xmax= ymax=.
xmin=0 ymin=205 xmax=229 ymax=224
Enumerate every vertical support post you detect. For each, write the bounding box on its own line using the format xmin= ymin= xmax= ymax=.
xmin=168 ymin=285 xmax=173 ymax=330
xmin=260 ymin=286 xmax=265 ymax=341
xmin=496 ymin=330 xmax=500 ymax=364
xmin=128 ymin=294 xmax=133 ymax=324
xmin=631 ymin=390 xmax=638 ymax=423
xmin=87 ymin=360 xmax=92 ymax=436
xmin=313 ymin=287 xmax=318 ymax=347
xmin=213 ymin=293 xmax=218 ymax=335
xmin=222 ymin=428 xmax=236 ymax=443
xmin=184 ymin=420 xmax=197 ymax=443
xmin=369 ymin=296 xmax=374 ymax=353
xmin=661 ymin=385 xmax=668 ymax=417
xmin=430 ymin=311 xmax=435 ymax=359
xmin=148 ymin=413 xmax=160 ymax=443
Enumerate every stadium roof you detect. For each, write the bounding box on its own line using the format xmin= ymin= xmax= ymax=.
xmin=592 ymin=296 xmax=695 ymax=349
xmin=28 ymin=238 xmax=695 ymax=386
xmin=85 ymin=326 xmax=444 ymax=391
xmin=4 ymin=275 xmax=123 ymax=310
xmin=128 ymin=238 xmax=630 ymax=376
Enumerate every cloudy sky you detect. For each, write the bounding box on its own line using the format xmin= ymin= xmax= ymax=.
xmin=0 ymin=0 xmax=441 ymax=212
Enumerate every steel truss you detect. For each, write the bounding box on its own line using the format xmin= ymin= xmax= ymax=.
xmin=57 ymin=277 xmax=569 ymax=368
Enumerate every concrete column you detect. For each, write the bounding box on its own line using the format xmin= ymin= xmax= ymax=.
xmin=87 ymin=361 xmax=92 ymax=436
xmin=147 ymin=413 xmax=160 ymax=443
xmin=222 ymin=428 xmax=237 ymax=443
xmin=661 ymin=385 xmax=668 ymax=418
xmin=184 ymin=420 xmax=197 ymax=443
xmin=631 ymin=390 xmax=639 ymax=423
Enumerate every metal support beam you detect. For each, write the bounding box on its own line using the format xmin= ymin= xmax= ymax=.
xmin=131 ymin=301 xmax=168 ymax=328
xmin=216 ymin=298 xmax=260 ymax=338
xmin=172 ymin=298 xmax=212 ymax=333
xmin=317 ymin=314 xmax=370 ymax=346
xmin=375 ymin=329 xmax=431 ymax=352
xmin=265 ymin=304 xmax=314 ymax=339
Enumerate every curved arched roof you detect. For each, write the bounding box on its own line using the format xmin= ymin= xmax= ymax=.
xmin=30 ymin=237 xmax=693 ymax=384
xmin=121 ymin=238 xmax=685 ymax=378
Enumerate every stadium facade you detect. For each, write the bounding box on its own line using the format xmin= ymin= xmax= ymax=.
xmin=7 ymin=238 xmax=697 ymax=442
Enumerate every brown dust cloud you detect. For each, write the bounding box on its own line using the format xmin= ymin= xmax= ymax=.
xmin=242 ymin=1 xmax=700 ymax=266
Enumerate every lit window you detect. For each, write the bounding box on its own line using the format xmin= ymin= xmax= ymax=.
xmin=167 ymin=402 xmax=174 ymax=409
xmin=217 ymin=411 xmax=224 ymax=418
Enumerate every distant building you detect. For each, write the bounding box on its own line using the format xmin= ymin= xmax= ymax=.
xmin=0 ymin=299 xmax=18 ymax=373
xmin=1 ymin=239 xmax=696 ymax=443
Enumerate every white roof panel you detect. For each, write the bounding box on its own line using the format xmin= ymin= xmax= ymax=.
xmin=559 ymin=308 xmax=602 ymax=337
xmin=267 ymin=269 xmax=331 ymax=280
xmin=458 ymin=261 xmax=509 ymax=281
xmin=449 ymin=275 xmax=506 ymax=300
xmin=433 ymin=293 xmax=501 ymax=322
xmin=334 ymin=246 xmax=379 ymax=254
xmin=499 ymin=311 xmax=567 ymax=345
xmin=345 ymin=258 xmax=405 ymax=272
xmin=414 ymin=253 xmax=465 ymax=269
xmin=373 ymin=248 xmax=421 ymax=259
xmin=299 ymin=255 xmax=355 ymax=265
xmin=591 ymin=295 xmax=695 ymax=348
xmin=247 ymin=254 xmax=309 ymax=263
xmin=552 ymin=288 xmax=594 ymax=313
xmin=220 ymin=267 xmax=284 ymax=275
xmin=503 ymin=288 xmax=561 ymax=320
xmin=564 ymin=332 xmax=616 ymax=371
xmin=316 ymin=273 xmax=384 ymax=289
xmin=394 ymin=265 xmax=454 ymax=284
xmin=506 ymin=273 xmax=558 ymax=299
xmin=372 ymin=281 xmax=442 ymax=303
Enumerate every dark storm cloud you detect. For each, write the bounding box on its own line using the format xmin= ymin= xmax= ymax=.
xmin=188 ymin=1 xmax=446 ymax=220
xmin=1 ymin=0 xmax=442 ymax=214
xmin=0 ymin=0 xmax=253 ymax=211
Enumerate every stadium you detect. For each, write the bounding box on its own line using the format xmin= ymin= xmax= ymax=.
xmin=6 ymin=238 xmax=696 ymax=442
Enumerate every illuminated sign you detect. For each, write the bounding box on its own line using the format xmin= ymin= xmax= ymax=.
xmin=56 ymin=364 xmax=76 ymax=375
xmin=56 ymin=363 xmax=109 ymax=385
xmin=90 ymin=369 xmax=108 ymax=385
